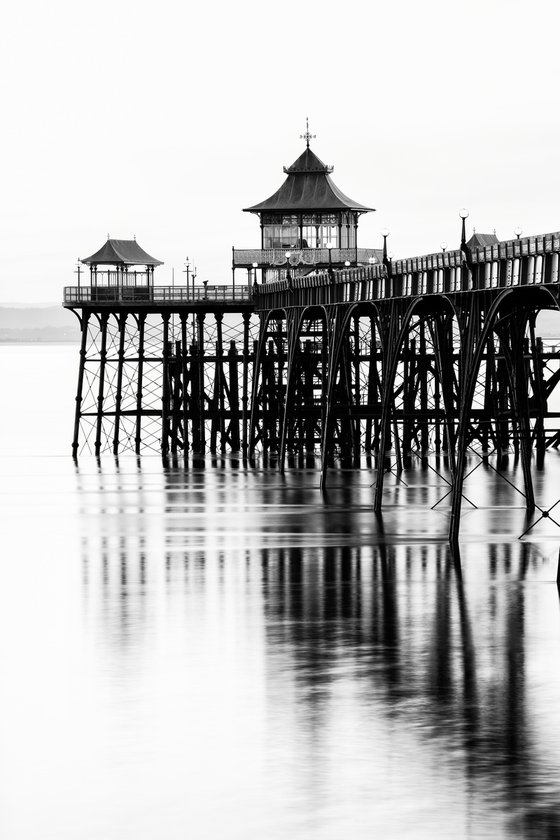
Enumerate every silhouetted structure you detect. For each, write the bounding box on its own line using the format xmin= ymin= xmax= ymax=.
xmin=64 ymin=138 xmax=560 ymax=541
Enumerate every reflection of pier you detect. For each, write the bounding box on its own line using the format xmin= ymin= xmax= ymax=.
xmin=78 ymin=468 xmax=560 ymax=837
xmin=259 ymin=541 xmax=560 ymax=835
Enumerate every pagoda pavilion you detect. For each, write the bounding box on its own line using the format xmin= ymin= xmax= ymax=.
xmin=232 ymin=130 xmax=379 ymax=286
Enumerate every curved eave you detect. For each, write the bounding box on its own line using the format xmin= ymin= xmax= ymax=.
xmin=244 ymin=173 xmax=374 ymax=215
xmin=82 ymin=239 xmax=164 ymax=266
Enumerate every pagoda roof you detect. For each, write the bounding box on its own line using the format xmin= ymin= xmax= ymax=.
xmin=82 ymin=238 xmax=163 ymax=266
xmin=244 ymin=146 xmax=374 ymax=215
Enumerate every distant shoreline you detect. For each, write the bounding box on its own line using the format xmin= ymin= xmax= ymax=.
xmin=0 ymin=306 xmax=79 ymax=344
xmin=0 ymin=338 xmax=79 ymax=345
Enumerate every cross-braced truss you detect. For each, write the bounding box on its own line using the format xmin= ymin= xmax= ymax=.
xmin=72 ymin=310 xmax=259 ymax=456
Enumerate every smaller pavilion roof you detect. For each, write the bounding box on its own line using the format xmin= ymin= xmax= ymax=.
xmin=82 ymin=239 xmax=163 ymax=266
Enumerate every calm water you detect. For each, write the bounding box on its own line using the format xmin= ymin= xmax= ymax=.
xmin=2 ymin=345 xmax=560 ymax=839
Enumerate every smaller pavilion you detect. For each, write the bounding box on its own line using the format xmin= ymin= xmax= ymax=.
xmin=81 ymin=238 xmax=163 ymax=301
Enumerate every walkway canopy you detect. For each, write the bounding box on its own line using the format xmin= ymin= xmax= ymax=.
xmin=82 ymin=239 xmax=163 ymax=266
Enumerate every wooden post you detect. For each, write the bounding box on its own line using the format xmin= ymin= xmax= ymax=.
xmin=190 ymin=337 xmax=201 ymax=453
xmin=112 ymin=313 xmax=127 ymax=456
xmin=161 ymin=314 xmax=170 ymax=455
xmin=181 ymin=315 xmax=189 ymax=456
xmin=197 ymin=312 xmax=206 ymax=452
xmin=228 ymin=339 xmax=241 ymax=452
xmin=135 ymin=314 xmax=145 ymax=455
xmin=72 ymin=311 xmax=89 ymax=458
xmin=94 ymin=313 xmax=109 ymax=456
xmin=242 ymin=312 xmax=251 ymax=457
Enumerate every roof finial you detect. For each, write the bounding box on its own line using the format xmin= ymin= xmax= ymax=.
xmin=300 ymin=116 xmax=316 ymax=149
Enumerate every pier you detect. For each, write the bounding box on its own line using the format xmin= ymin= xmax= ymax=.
xmin=63 ymin=138 xmax=560 ymax=542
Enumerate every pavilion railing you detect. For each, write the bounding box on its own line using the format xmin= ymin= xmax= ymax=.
xmin=233 ymin=247 xmax=381 ymax=267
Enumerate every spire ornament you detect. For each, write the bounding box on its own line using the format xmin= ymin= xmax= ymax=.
xmin=300 ymin=117 xmax=316 ymax=149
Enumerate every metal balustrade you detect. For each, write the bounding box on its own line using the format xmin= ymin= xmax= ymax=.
xmin=63 ymin=285 xmax=252 ymax=305
xmin=232 ymin=247 xmax=380 ymax=267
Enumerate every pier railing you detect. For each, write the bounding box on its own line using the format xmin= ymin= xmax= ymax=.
xmin=63 ymin=285 xmax=252 ymax=306
xmin=254 ymin=231 xmax=560 ymax=309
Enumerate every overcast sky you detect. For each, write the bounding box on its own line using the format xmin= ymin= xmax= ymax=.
xmin=2 ymin=0 xmax=560 ymax=303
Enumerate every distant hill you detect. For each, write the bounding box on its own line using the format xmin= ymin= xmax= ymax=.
xmin=0 ymin=303 xmax=558 ymax=344
xmin=0 ymin=306 xmax=80 ymax=343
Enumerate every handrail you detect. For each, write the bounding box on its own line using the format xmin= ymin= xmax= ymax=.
xmin=63 ymin=285 xmax=252 ymax=305
xmin=233 ymin=247 xmax=380 ymax=267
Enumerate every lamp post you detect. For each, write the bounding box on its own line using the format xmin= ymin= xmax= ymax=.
xmin=285 ymin=251 xmax=292 ymax=281
xmin=441 ymin=241 xmax=447 ymax=252
xmin=183 ymin=257 xmax=191 ymax=300
xmin=381 ymin=228 xmax=390 ymax=268
xmin=459 ymin=208 xmax=469 ymax=251
xmin=459 ymin=208 xmax=472 ymax=287
xmin=252 ymin=262 xmax=258 ymax=291
xmin=74 ymin=260 xmax=82 ymax=294
xmin=327 ymin=243 xmax=334 ymax=282
xmin=514 ymin=226 xmax=523 ymax=240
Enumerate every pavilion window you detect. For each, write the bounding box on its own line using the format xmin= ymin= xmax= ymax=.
xmin=263 ymin=226 xmax=299 ymax=249
xmin=301 ymin=226 xmax=317 ymax=248
xmin=317 ymin=225 xmax=338 ymax=248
